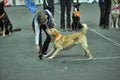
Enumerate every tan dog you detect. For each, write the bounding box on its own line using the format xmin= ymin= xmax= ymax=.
xmin=44 ymin=24 xmax=93 ymax=60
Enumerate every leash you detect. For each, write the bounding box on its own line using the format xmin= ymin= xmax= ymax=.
xmin=0 ymin=12 xmax=5 ymax=19
xmin=45 ymin=24 xmax=49 ymax=29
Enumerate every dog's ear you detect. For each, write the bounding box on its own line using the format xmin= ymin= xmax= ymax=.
xmin=52 ymin=28 xmax=59 ymax=36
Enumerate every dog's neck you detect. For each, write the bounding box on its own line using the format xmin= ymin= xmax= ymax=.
xmin=52 ymin=34 xmax=62 ymax=41
xmin=73 ymin=11 xmax=80 ymax=17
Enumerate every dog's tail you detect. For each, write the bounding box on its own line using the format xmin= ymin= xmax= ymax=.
xmin=12 ymin=28 xmax=22 ymax=32
xmin=0 ymin=28 xmax=21 ymax=36
xmin=82 ymin=23 xmax=88 ymax=34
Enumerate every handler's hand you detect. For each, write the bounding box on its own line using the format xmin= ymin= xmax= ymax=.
xmin=36 ymin=45 xmax=40 ymax=53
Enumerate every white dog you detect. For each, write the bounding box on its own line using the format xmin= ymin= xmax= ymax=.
xmin=111 ymin=0 xmax=120 ymax=28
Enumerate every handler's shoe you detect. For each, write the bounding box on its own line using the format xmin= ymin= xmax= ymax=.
xmin=38 ymin=54 xmax=43 ymax=60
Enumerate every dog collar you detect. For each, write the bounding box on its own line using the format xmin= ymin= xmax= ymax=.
xmin=51 ymin=34 xmax=62 ymax=41
xmin=112 ymin=6 xmax=120 ymax=10
xmin=73 ymin=11 xmax=80 ymax=17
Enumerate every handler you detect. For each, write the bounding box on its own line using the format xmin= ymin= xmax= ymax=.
xmin=32 ymin=9 xmax=55 ymax=60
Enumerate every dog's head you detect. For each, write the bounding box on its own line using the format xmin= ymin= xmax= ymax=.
xmin=46 ymin=28 xmax=62 ymax=40
xmin=72 ymin=2 xmax=81 ymax=11
xmin=46 ymin=28 xmax=59 ymax=36
xmin=36 ymin=11 xmax=47 ymax=25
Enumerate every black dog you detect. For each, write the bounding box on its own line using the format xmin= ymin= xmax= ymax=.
xmin=0 ymin=19 xmax=21 ymax=36
xmin=0 ymin=14 xmax=13 ymax=36
xmin=0 ymin=1 xmax=21 ymax=36
xmin=71 ymin=2 xmax=83 ymax=31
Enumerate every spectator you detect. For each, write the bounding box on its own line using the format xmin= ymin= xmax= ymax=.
xmin=4 ymin=0 xmax=10 ymax=6
xmin=43 ymin=0 xmax=54 ymax=16
xmin=60 ymin=0 xmax=72 ymax=32
xmin=99 ymin=0 xmax=111 ymax=29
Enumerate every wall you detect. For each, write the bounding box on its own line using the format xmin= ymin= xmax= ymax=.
xmin=8 ymin=0 xmax=99 ymax=6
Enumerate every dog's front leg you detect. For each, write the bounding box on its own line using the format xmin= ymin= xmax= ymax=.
xmin=43 ymin=47 xmax=55 ymax=58
xmin=2 ymin=29 xmax=5 ymax=37
xmin=48 ymin=48 xmax=61 ymax=59
xmin=8 ymin=25 xmax=12 ymax=35
xmin=116 ymin=17 xmax=119 ymax=29
xmin=111 ymin=15 xmax=114 ymax=28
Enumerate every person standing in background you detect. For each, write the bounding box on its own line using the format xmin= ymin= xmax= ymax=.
xmin=43 ymin=0 xmax=54 ymax=16
xmin=60 ymin=0 xmax=72 ymax=32
xmin=99 ymin=0 xmax=111 ymax=29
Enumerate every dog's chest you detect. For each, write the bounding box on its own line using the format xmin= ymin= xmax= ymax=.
xmin=111 ymin=5 xmax=120 ymax=14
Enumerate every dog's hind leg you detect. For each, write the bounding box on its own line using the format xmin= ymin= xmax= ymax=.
xmin=111 ymin=15 xmax=116 ymax=28
xmin=8 ymin=25 xmax=12 ymax=35
xmin=81 ymin=45 xmax=93 ymax=60
xmin=72 ymin=23 xmax=75 ymax=31
xmin=116 ymin=17 xmax=119 ymax=29
xmin=113 ymin=17 xmax=117 ymax=28
xmin=79 ymin=38 xmax=93 ymax=60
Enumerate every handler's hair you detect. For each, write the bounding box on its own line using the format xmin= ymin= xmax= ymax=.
xmin=37 ymin=11 xmax=47 ymax=26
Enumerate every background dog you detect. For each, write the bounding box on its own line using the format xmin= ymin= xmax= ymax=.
xmin=111 ymin=0 xmax=120 ymax=28
xmin=71 ymin=2 xmax=83 ymax=31
xmin=44 ymin=24 xmax=93 ymax=60
xmin=0 ymin=15 xmax=13 ymax=36
xmin=0 ymin=19 xmax=21 ymax=36
xmin=0 ymin=0 xmax=21 ymax=36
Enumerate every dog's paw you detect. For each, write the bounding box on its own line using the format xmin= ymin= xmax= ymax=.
xmin=9 ymin=32 xmax=12 ymax=36
xmin=111 ymin=26 xmax=114 ymax=28
xmin=116 ymin=26 xmax=119 ymax=29
xmin=43 ymin=55 xmax=48 ymax=58
xmin=48 ymin=56 xmax=53 ymax=59
xmin=88 ymin=56 xmax=93 ymax=60
xmin=2 ymin=34 xmax=5 ymax=37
